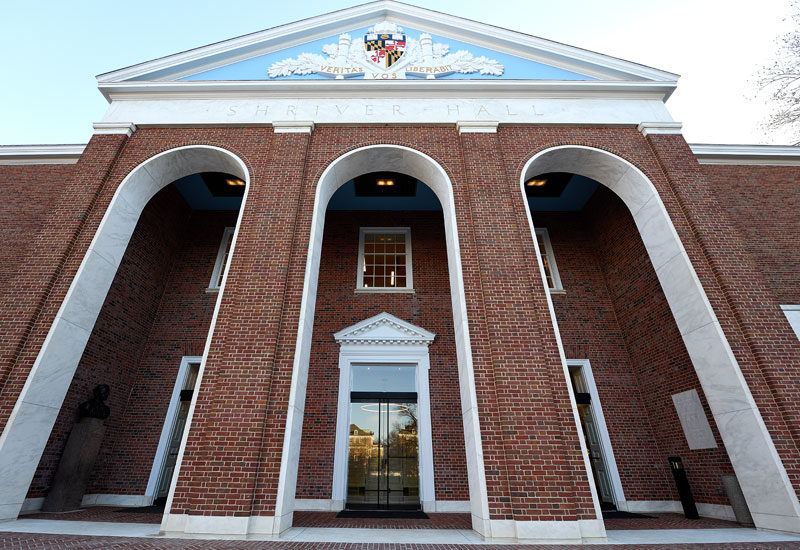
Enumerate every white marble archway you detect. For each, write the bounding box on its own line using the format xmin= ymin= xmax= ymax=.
xmin=0 ymin=145 xmax=250 ymax=522
xmin=520 ymin=145 xmax=800 ymax=534
xmin=269 ymin=145 xmax=492 ymax=537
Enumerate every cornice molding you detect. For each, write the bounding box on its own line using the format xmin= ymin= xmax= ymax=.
xmin=0 ymin=144 xmax=86 ymax=165
xmin=273 ymin=120 xmax=315 ymax=133
xmin=98 ymin=79 xmax=677 ymax=102
xmin=457 ymin=120 xmax=499 ymax=134
xmin=690 ymin=143 xmax=800 ymax=166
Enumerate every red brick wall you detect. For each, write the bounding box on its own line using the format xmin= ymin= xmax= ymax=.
xmin=10 ymin=125 xmax=795 ymax=522
xmin=0 ymin=134 xmax=128 ymax=429
xmin=0 ymin=164 xmax=74 ymax=285
xmin=645 ymin=135 xmax=800 ymax=502
xmin=296 ymin=210 xmax=468 ymax=501
xmin=702 ymin=164 xmax=800 ymax=304
xmin=27 ymin=179 xmax=237 ymax=498
xmin=170 ymin=126 xmax=595 ymax=521
xmin=88 ymin=208 xmax=235 ymax=495
xmin=540 ymin=186 xmax=733 ymax=506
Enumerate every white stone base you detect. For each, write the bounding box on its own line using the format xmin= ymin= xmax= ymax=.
xmin=430 ymin=500 xmax=471 ymax=513
xmin=294 ymin=499 xmax=343 ymax=511
xmin=618 ymin=499 xmax=683 ymax=513
xmin=697 ymin=502 xmax=737 ymax=521
xmin=81 ymin=494 xmax=153 ymax=507
xmin=482 ymin=518 xmax=606 ymax=543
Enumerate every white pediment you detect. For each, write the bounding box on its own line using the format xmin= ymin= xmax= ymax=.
xmin=334 ymin=312 xmax=435 ymax=346
xmin=97 ymin=1 xmax=678 ymax=86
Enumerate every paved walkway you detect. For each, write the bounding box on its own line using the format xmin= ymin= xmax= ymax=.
xmin=5 ymin=510 xmax=800 ymax=548
xmin=2 ymin=530 xmax=800 ymax=549
xmin=4 ymin=517 xmax=800 ymax=548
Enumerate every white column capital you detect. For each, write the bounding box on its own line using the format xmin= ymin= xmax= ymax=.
xmin=272 ymin=121 xmax=315 ymax=134
xmin=92 ymin=122 xmax=137 ymax=136
xmin=638 ymin=121 xmax=682 ymax=137
xmin=456 ymin=120 xmax=499 ymax=134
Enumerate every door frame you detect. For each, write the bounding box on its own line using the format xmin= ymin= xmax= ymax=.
xmin=567 ymin=359 xmax=625 ymax=509
xmin=331 ymin=313 xmax=436 ymax=512
xmin=145 ymin=355 xmax=202 ymax=502
xmin=347 ymin=392 xmax=421 ymax=510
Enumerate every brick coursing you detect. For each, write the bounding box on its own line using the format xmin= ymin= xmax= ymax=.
xmin=538 ymin=187 xmax=734 ymax=507
xmin=0 ymin=163 xmax=74 ymax=285
xmin=702 ymin=164 xmax=800 ymax=304
xmin=295 ymin=210 xmax=468 ymax=501
xmin=1 ymin=125 xmax=797 ymax=524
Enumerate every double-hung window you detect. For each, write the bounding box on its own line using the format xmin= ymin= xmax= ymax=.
xmin=357 ymin=227 xmax=413 ymax=292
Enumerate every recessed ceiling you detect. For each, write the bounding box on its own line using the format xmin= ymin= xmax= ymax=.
xmin=328 ymin=178 xmax=442 ymax=211
xmin=174 ymin=173 xmax=244 ymax=210
xmin=527 ymin=174 xmax=599 ymax=212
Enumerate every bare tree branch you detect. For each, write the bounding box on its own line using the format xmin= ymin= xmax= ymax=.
xmin=757 ymin=1 xmax=800 ymax=144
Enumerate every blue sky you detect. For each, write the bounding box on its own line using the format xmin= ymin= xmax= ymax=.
xmin=0 ymin=0 xmax=793 ymax=145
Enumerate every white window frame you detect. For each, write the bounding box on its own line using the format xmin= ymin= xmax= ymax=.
xmin=535 ymin=227 xmax=563 ymax=292
xmin=356 ymin=227 xmax=414 ymax=293
xmin=567 ymin=359 xmax=625 ymax=510
xmin=208 ymin=226 xmax=234 ymax=291
xmin=781 ymin=305 xmax=800 ymax=340
xmin=145 ymin=355 xmax=202 ymax=502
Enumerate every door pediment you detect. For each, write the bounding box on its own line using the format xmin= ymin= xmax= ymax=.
xmin=334 ymin=312 xmax=435 ymax=346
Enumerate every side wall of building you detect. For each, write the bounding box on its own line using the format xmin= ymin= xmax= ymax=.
xmin=0 ymin=164 xmax=76 ymax=285
xmin=702 ymin=164 xmax=800 ymax=304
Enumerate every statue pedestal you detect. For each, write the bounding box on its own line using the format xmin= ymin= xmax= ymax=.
xmin=42 ymin=417 xmax=105 ymax=512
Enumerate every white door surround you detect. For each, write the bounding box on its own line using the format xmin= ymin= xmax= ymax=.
xmin=520 ymin=145 xmax=800 ymax=534
xmin=330 ymin=312 xmax=436 ymax=511
xmin=0 ymin=145 xmax=251 ymax=525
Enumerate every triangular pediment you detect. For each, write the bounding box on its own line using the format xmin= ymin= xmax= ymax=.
xmin=97 ymin=1 xmax=677 ymax=85
xmin=334 ymin=312 xmax=435 ymax=346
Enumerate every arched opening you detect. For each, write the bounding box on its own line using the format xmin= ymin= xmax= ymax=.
xmin=0 ymin=146 xmax=250 ymax=523
xmin=271 ymin=145 xmax=490 ymax=535
xmin=519 ymin=145 xmax=800 ymax=533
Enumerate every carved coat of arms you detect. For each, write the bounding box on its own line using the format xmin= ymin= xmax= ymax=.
xmin=365 ymin=32 xmax=406 ymax=69
xmin=268 ymin=22 xmax=503 ymax=80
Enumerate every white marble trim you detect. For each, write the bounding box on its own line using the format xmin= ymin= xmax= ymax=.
xmin=275 ymin=144 xmax=490 ymax=537
xmin=519 ymin=144 xmax=800 ymax=535
xmin=92 ymin=122 xmax=137 ymax=136
xmin=0 ymin=146 xmax=250 ymax=526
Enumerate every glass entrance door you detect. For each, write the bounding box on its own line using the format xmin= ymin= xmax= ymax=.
xmin=347 ymin=395 xmax=420 ymax=510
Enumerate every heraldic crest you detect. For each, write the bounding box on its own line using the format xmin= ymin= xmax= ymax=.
xmin=268 ymin=21 xmax=504 ymax=79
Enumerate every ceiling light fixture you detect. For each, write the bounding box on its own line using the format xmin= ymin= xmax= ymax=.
xmin=225 ymin=178 xmax=245 ymax=187
xmin=526 ymin=178 xmax=547 ymax=187
xmin=376 ymin=179 xmax=395 ymax=186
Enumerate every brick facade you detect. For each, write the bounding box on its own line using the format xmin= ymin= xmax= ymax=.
xmin=26 ymin=183 xmax=237 ymax=498
xmin=296 ymin=210 xmax=468 ymax=501
xmin=702 ymin=164 xmax=800 ymax=304
xmin=0 ymin=124 xmax=798 ymax=529
xmin=539 ymin=186 xmax=734 ymax=506
xmin=0 ymin=164 xmax=75 ymax=286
